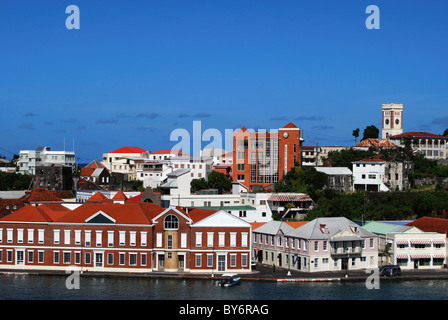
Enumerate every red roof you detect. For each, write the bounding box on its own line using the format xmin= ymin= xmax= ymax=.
xmin=112 ymin=190 xmax=128 ymax=201
xmin=25 ymin=188 xmax=63 ymax=203
xmin=391 ymin=132 xmax=447 ymax=139
xmin=56 ymin=202 xmax=165 ymax=225
xmin=354 ymin=138 xmax=397 ymax=148
xmin=282 ymin=122 xmax=299 ymax=129
xmin=176 ymin=207 xmax=218 ymax=223
xmin=86 ymin=192 xmax=113 ymax=204
xmin=109 ymin=147 xmax=149 ymax=154
xmin=80 ymin=168 xmax=96 ymax=177
xmin=0 ymin=206 xmax=55 ymax=222
xmin=406 ymin=217 xmax=448 ymax=237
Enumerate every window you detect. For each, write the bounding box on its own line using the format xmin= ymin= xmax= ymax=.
xmin=129 ymin=253 xmax=137 ymax=266
xmin=242 ymin=254 xmax=248 ymax=267
xmin=167 ymin=235 xmax=173 ymax=249
xmin=28 ymin=229 xmax=34 ymax=243
xmin=164 ymin=215 xmax=179 ymax=230
xmin=75 ymin=230 xmax=81 ymax=245
xmin=28 ymin=251 xmax=34 ymax=263
xmin=108 ymin=231 xmax=114 ymax=247
xmin=130 ymin=232 xmax=136 ymax=246
xmin=207 ymin=254 xmax=213 ymax=267
xmin=230 ymin=233 xmax=236 ymax=247
xmin=181 ymin=233 xmax=187 ymax=248
xmin=85 ymin=230 xmax=91 ymax=246
xmin=119 ymin=231 xmax=126 ymax=246
xmin=314 ymin=241 xmax=319 ymax=252
xmin=141 ymin=253 xmax=147 ymax=266
xmin=38 ymin=229 xmax=44 ymax=244
xmin=141 ymin=232 xmax=147 ymax=246
xmin=230 ymin=254 xmax=237 ymax=267
xmin=85 ymin=252 xmax=91 ymax=264
xmin=96 ymin=231 xmax=102 ymax=247
xmin=219 ymin=233 xmax=225 ymax=247
xmin=196 ymin=233 xmax=202 ymax=247
xmin=241 ymin=233 xmax=248 ymax=248
xmin=156 ymin=233 xmax=162 ymax=247
xmin=38 ymin=251 xmax=44 ymax=263
xmin=195 ymin=254 xmax=202 ymax=267
xmin=64 ymin=230 xmax=70 ymax=245
xmin=119 ymin=253 xmax=125 ymax=265
xmin=75 ymin=252 xmax=81 ymax=264
xmin=54 ymin=230 xmax=60 ymax=244
xmin=370 ymin=238 xmax=374 ymax=249
xmin=54 ymin=251 xmax=60 ymax=264
xmin=17 ymin=229 xmax=23 ymax=243
xmin=63 ymin=252 xmax=71 ymax=264
xmin=108 ymin=253 xmax=114 ymax=265
xmin=207 ymin=233 xmax=214 ymax=247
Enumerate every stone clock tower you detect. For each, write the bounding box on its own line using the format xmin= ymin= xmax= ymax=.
xmin=382 ymin=103 xmax=403 ymax=139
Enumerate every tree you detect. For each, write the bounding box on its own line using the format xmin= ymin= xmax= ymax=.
xmin=207 ymin=171 xmax=232 ymax=193
xmin=190 ymin=177 xmax=208 ymax=193
xmin=352 ymin=128 xmax=360 ymax=143
xmin=327 ymin=148 xmax=375 ymax=169
xmin=274 ymin=167 xmax=328 ymax=200
xmin=443 ymin=128 xmax=448 ymax=137
xmin=362 ymin=125 xmax=379 ymax=140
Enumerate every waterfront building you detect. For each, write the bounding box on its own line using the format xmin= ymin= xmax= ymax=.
xmin=363 ymin=220 xmax=446 ymax=270
xmin=0 ymin=194 xmax=253 ymax=274
xmin=232 ymin=123 xmax=304 ymax=191
xmin=253 ymin=217 xmax=379 ymax=273
xmin=18 ymin=147 xmax=76 ymax=175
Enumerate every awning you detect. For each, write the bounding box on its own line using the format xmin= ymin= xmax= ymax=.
xmin=396 ymin=254 xmax=408 ymax=259
xmin=410 ymin=240 xmax=432 ymax=245
xmin=396 ymin=240 xmax=408 ymax=245
xmin=432 ymin=239 xmax=446 ymax=245
xmin=410 ymin=254 xmax=431 ymax=259
xmin=433 ymin=254 xmax=445 ymax=259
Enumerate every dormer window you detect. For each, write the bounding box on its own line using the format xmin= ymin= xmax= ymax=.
xmin=164 ymin=215 xmax=179 ymax=230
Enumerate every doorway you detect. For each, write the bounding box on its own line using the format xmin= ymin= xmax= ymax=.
xmin=95 ymin=252 xmax=103 ymax=269
xmin=16 ymin=250 xmax=25 ymax=266
xmin=217 ymin=255 xmax=226 ymax=272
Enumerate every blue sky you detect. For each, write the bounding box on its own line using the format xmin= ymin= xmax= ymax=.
xmin=1 ymin=0 xmax=447 ymax=162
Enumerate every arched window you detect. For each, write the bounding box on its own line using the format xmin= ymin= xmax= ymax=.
xmin=164 ymin=215 xmax=179 ymax=230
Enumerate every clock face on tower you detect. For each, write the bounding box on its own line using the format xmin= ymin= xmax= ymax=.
xmin=395 ymin=119 xmax=400 ymax=125
xmin=385 ymin=119 xmax=389 ymax=125
xmin=283 ymin=132 xmax=288 ymax=138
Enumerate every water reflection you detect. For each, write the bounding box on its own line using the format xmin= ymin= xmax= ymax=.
xmin=0 ymin=274 xmax=448 ymax=300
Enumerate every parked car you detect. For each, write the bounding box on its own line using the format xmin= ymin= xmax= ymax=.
xmin=379 ymin=265 xmax=401 ymax=277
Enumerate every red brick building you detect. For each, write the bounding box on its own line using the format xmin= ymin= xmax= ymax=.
xmin=0 ymin=194 xmax=252 ymax=274
xmin=232 ymin=122 xmax=303 ymax=191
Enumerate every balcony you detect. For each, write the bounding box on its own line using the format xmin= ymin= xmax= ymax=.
xmin=331 ymin=246 xmax=362 ymax=256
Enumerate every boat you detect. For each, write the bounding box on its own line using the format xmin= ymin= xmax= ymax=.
xmin=219 ymin=273 xmax=241 ymax=287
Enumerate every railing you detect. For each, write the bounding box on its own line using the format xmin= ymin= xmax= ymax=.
xmin=331 ymin=246 xmax=362 ymax=255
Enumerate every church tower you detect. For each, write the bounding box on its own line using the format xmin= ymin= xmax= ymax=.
xmin=382 ymin=103 xmax=403 ymax=139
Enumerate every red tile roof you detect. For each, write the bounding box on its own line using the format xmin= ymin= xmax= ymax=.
xmin=176 ymin=207 xmax=218 ymax=223
xmin=406 ymin=217 xmax=448 ymax=237
xmin=80 ymin=168 xmax=96 ymax=177
xmin=0 ymin=206 xmax=54 ymax=222
xmin=109 ymin=147 xmax=149 ymax=154
xmin=56 ymin=202 xmax=165 ymax=225
xmin=112 ymin=190 xmax=128 ymax=201
xmin=354 ymin=138 xmax=397 ymax=148
xmin=86 ymin=192 xmax=113 ymax=204
xmin=25 ymin=188 xmax=63 ymax=203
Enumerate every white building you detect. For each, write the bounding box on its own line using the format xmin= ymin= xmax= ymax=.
xmin=390 ymin=132 xmax=448 ymax=160
xmin=352 ymin=158 xmax=389 ymax=192
xmin=102 ymin=146 xmax=150 ymax=181
xmin=382 ymin=103 xmax=403 ymax=139
xmin=18 ymin=147 xmax=76 ymax=175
